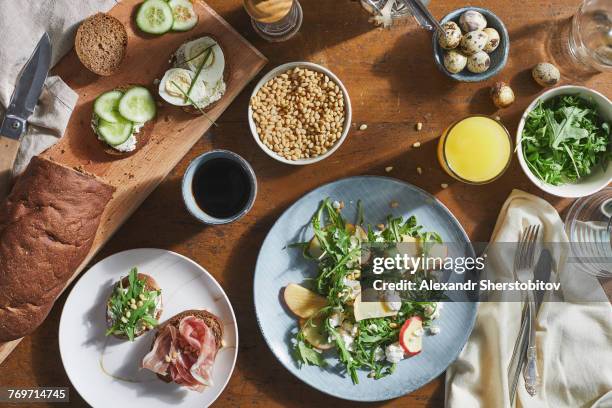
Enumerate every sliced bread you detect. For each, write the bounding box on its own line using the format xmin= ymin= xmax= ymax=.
xmin=75 ymin=13 xmax=127 ymax=76
xmin=153 ymin=309 xmax=224 ymax=383
xmin=106 ymin=272 xmax=163 ymax=339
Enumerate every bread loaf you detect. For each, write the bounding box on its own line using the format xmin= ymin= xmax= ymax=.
xmin=0 ymin=156 xmax=115 ymax=342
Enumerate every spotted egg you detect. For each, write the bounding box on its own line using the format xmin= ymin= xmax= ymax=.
xmin=460 ymin=30 xmax=488 ymax=55
xmin=467 ymin=51 xmax=491 ymax=73
xmin=443 ymin=50 xmax=468 ymax=73
xmin=438 ymin=21 xmax=462 ymax=50
xmin=483 ymin=28 xmax=500 ymax=53
xmin=459 ymin=10 xmax=487 ymax=32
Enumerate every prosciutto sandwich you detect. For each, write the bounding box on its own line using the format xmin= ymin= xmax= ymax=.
xmin=142 ymin=309 xmax=223 ymax=392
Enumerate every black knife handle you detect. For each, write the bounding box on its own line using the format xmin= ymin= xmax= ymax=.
xmin=0 ymin=114 xmax=26 ymax=140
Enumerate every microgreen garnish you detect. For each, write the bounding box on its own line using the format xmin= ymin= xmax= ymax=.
xmin=105 ymin=267 xmax=160 ymax=342
xmin=169 ymin=80 xmax=218 ymax=127
xmin=185 ymin=47 xmax=214 ymax=102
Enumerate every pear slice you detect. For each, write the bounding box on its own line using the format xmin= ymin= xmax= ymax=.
xmin=284 ymin=283 xmax=327 ymax=319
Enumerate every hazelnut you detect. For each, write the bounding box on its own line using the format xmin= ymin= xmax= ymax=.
xmin=490 ymin=82 xmax=515 ymax=108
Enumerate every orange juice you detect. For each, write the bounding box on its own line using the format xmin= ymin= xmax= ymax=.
xmin=437 ymin=116 xmax=512 ymax=184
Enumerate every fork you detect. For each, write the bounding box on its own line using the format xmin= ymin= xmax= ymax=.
xmin=513 ymin=224 xmax=541 ymax=399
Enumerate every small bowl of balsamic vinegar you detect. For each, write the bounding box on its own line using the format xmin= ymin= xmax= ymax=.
xmin=182 ymin=150 xmax=257 ymax=225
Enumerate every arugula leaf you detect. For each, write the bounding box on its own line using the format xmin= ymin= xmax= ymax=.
xmin=521 ymin=95 xmax=610 ymax=185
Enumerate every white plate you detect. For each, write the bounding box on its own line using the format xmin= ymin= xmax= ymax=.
xmin=59 ymin=249 xmax=238 ymax=408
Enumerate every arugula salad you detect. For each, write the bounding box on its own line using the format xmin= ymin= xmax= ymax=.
xmin=521 ymin=94 xmax=610 ymax=185
xmin=286 ymin=198 xmax=444 ymax=384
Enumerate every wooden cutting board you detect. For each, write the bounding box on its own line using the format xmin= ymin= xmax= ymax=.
xmin=0 ymin=0 xmax=267 ymax=363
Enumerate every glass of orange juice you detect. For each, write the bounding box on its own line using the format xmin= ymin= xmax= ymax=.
xmin=437 ymin=115 xmax=512 ymax=184
xmin=244 ymin=0 xmax=303 ymax=42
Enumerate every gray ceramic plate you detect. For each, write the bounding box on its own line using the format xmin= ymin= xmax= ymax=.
xmin=253 ymin=176 xmax=477 ymax=401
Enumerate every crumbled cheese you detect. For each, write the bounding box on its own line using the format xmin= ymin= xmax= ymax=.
xmin=374 ymin=346 xmax=385 ymax=361
xmin=339 ymin=328 xmax=355 ymax=351
xmin=342 ymin=277 xmax=361 ymax=300
xmin=429 ymin=326 xmax=441 ymax=335
xmin=424 ymin=302 xmax=442 ymax=320
xmin=385 ymin=342 xmax=405 ymax=363
xmin=328 ymin=311 xmax=344 ymax=327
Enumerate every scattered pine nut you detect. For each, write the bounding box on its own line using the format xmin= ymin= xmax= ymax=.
xmin=413 ymin=141 xmax=421 ymax=148
xmin=416 ymin=166 xmax=423 ymax=175
xmin=441 ymin=183 xmax=449 ymax=189
xmin=359 ymin=124 xmax=368 ymax=130
xmin=494 ymin=115 xmax=501 ymax=121
xmin=377 ymin=223 xmax=385 ymax=231
xmin=390 ymin=201 xmax=399 ymax=208
xmin=416 ymin=122 xmax=423 ymax=131
xmin=385 ymin=166 xmax=393 ymax=173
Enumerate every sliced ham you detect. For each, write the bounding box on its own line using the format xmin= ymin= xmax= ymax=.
xmin=142 ymin=325 xmax=178 ymax=375
xmin=142 ymin=315 xmax=220 ymax=392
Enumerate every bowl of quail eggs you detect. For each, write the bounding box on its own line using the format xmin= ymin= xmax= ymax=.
xmin=432 ymin=7 xmax=509 ymax=82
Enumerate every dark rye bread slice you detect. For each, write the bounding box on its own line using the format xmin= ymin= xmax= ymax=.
xmin=164 ymin=34 xmax=229 ymax=116
xmin=0 ymin=156 xmax=115 ymax=342
xmin=96 ymin=84 xmax=155 ymax=157
xmin=75 ymin=13 xmax=127 ymax=76
xmin=153 ymin=309 xmax=223 ymax=383
xmin=106 ymin=273 xmax=163 ymax=339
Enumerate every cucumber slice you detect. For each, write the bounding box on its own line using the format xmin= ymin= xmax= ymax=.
xmin=118 ymin=87 xmax=157 ymax=123
xmin=94 ymin=90 xmax=124 ymax=123
xmin=169 ymin=0 xmax=198 ymax=31
xmin=136 ymin=0 xmax=174 ymax=35
xmin=97 ymin=117 xmax=133 ymax=146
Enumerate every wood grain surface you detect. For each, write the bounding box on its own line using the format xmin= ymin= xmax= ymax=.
xmin=0 ymin=0 xmax=610 ymax=407
xmin=0 ymin=0 xmax=266 ymax=367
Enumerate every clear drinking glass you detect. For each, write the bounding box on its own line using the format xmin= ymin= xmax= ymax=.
xmin=568 ymin=0 xmax=612 ymax=73
xmin=565 ymin=188 xmax=612 ymax=278
xmin=244 ymin=0 xmax=303 ymax=42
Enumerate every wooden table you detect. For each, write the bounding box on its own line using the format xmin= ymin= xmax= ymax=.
xmin=0 ymin=0 xmax=609 ymax=406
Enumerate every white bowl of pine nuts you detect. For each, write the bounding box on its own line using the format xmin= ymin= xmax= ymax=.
xmin=248 ymin=62 xmax=352 ymax=165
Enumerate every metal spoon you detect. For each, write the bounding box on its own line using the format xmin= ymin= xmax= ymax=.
xmin=400 ymin=0 xmax=444 ymax=34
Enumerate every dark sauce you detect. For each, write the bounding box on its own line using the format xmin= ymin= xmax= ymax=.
xmin=192 ymin=158 xmax=251 ymax=219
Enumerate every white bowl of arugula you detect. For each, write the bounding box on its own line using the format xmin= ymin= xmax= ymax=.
xmin=517 ymin=85 xmax=611 ymax=198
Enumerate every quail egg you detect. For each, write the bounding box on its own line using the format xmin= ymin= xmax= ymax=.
xmin=532 ymin=62 xmax=560 ymax=87
xmin=483 ymin=27 xmax=500 ymax=52
xmin=467 ymin=51 xmax=491 ymax=73
xmin=438 ymin=21 xmax=462 ymax=50
xmin=459 ymin=10 xmax=487 ymax=32
xmin=443 ymin=50 xmax=468 ymax=73
xmin=460 ymin=30 xmax=488 ymax=55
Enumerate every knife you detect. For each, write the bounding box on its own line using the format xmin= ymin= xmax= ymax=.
xmin=0 ymin=32 xmax=52 ymax=199
xmin=508 ymin=248 xmax=553 ymax=405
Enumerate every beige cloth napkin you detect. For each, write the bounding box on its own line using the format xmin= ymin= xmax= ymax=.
xmin=446 ymin=189 xmax=612 ymax=408
xmin=0 ymin=0 xmax=117 ymax=178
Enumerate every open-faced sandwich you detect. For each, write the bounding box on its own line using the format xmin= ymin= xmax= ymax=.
xmin=92 ymin=85 xmax=156 ymax=155
xmin=105 ymin=268 xmax=163 ymax=341
xmin=142 ymin=309 xmax=223 ymax=392
xmin=158 ymin=36 xmax=227 ymax=114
